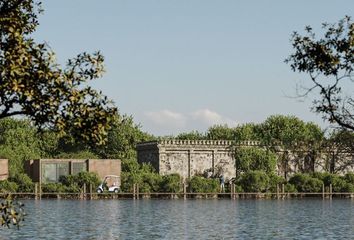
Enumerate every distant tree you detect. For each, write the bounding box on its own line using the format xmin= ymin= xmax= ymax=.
xmin=0 ymin=0 xmax=117 ymax=145
xmin=0 ymin=118 xmax=42 ymax=176
xmin=234 ymin=123 xmax=262 ymax=141
xmin=206 ymin=124 xmax=235 ymax=140
xmin=176 ymin=130 xmax=206 ymax=140
xmin=260 ymin=115 xmax=324 ymax=179
xmin=286 ymin=16 xmax=354 ymax=132
xmin=323 ymin=130 xmax=354 ymax=173
xmin=235 ymin=147 xmax=277 ymax=176
xmin=92 ymin=114 xmax=155 ymax=160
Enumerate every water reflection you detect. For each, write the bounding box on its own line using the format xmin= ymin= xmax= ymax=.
xmin=0 ymin=199 xmax=353 ymax=239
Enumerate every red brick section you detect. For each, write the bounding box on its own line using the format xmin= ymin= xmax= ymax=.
xmin=88 ymin=159 xmax=121 ymax=182
xmin=0 ymin=159 xmax=8 ymax=180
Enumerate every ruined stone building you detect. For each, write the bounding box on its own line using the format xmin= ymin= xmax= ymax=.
xmin=137 ymin=140 xmax=249 ymax=180
xmin=137 ymin=140 xmax=354 ymax=181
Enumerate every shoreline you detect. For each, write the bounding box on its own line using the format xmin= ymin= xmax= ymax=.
xmin=1 ymin=192 xmax=354 ymax=200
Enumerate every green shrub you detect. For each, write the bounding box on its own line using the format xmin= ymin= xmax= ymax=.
xmin=120 ymin=172 xmax=137 ymax=192
xmin=289 ymin=173 xmax=323 ymax=192
xmin=42 ymin=183 xmax=66 ymax=193
xmin=9 ymin=173 xmax=34 ymax=192
xmin=268 ymin=174 xmax=286 ymax=192
xmin=344 ymin=173 xmax=354 ymax=184
xmin=284 ymin=183 xmax=297 ymax=193
xmin=159 ymin=174 xmax=182 ymax=193
xmin=0 ymin=180 xmax=18 ymax=193
xmin=76 ymin=172 xmax=101 ymax=188
xmin=235 ymin=148 xmax=277 ymax=174
xmin=311 ymin=172 xmax=331 ymax=182
xmin=324 ymin=174 xmax=349 ymax=192
xmin=237 ymin=171 xmax=270 ymax=192
xmin=340 ymin=183 xmax=354 ymax=193
xmin=58 ymin=172 xmax=101 ymax=192
xmin=59 ymin=175 xmax=77 ymax=186
xmin=62 ymin=184 xmax=81 ymax=193
xmin=139 ymin=172 xmax=162 ymax=193
xmin=189 ymin=176 xmax=219 ymax=193
xmin=234 ymin=185 xmax=243 ymax=193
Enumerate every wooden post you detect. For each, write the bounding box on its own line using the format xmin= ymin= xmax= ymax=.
xmin=233 ymin=184 xmax=236 ymax=200
xmin=230 ymin=183 xmax=233 ymax=199
xmin=39 ymin=181 xmax=42 ymax=200
xmin=133 ymin=184 xmax=136 ymax=199
xmin=90 ymin=184 xmax=93 ymax=200
xmin=329 ymin=184 xmax=332 ymax=200
xmin=34 ymin=183 xmax=38 ymax=200
xmin=276 ymin=184 xmax=279 ymax=199
xmin=282 ymin=184 xmax=285 ymax=199
xmin=83 ymin=183 xmax=86 ymax=200
xmin=183 ymin=183 xmax=187 ymax=200
xmin=322 ymin=184 xmax=325 ymax=199
xmin=136 ymin=184 xmax=139 ymax=200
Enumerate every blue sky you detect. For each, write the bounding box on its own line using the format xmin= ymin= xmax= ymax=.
xmin=33 ymin=1 xmax=354 ymax=135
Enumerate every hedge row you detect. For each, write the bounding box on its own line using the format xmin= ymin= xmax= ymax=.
xmin=1 ymin=172 xmax=354 ymax=194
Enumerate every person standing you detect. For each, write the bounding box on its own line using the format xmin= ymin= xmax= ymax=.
xmin=220 ymin=175 xmax=225 ymax=193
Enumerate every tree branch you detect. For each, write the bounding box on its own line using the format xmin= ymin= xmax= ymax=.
xmin=0 ymin=0 xmax=26 ymax=16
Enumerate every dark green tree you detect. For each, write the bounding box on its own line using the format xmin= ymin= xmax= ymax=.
xmin=92 ymin=114 xmax=155 ymax=160
xmin=207 ymin=124 xmax=235 ymax=140
xmin=0 ymin=118 xmax=42 ymax=175
xmin=323 ymin=130 xmax=354 ymax=173
xmin=234 ymin=123 xmax=262 ymax=141
xmin=0 ymin=0 xmax=117 ymax=145
xmin=286 ymin=16 xmax=354 ymax=132
xmin=260 ymin=115 xmax=324 ymax=179
xmin=235 ymin=147 xmax=277 ymax=176
xmin=176 ymin=130 xmax=206 ymax=140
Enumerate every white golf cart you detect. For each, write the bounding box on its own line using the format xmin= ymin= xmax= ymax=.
xmin=97 ymin=175 xmax=120 ymax=193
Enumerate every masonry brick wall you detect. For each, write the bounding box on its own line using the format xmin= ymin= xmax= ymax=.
xmin=0 ymin=159 xmax=8 ymax=180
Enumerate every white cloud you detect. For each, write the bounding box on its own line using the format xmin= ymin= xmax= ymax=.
xmin=142 ymin=108 xmax=238 ymax=136
xmin=144 ymin=109 xmax=186 ymax=128
xmin=190 ymin=109 xmax=237 ymax=127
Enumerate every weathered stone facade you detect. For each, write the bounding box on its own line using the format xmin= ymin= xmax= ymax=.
xmin=137 ymin=140 xmax=236 ymax=180
xmin=137 ymin=140 xmax=354 ymax=181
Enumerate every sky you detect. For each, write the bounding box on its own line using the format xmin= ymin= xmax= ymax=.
xmin=33 ymin=1 xmax=354 ymax=136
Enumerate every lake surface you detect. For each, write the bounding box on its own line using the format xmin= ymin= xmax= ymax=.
xmin=1 ymin=199 xmax=353 ymax=239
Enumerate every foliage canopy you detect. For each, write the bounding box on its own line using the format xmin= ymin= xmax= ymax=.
xmin=0 ymin=0 xmax=117 ymax=145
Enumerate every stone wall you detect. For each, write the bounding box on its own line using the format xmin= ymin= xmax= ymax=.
xmin=137 ymin=140 xmax=236 ymax=180
xmin=137 ymin=140 xmax=354 ymax=181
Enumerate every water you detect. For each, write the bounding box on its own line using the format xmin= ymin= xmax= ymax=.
xmin=1 ymin=199 xmax=353 ymax=240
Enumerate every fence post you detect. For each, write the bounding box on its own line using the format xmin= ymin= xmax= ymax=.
xmin=276 ymin=184 xmax=279 ymax=199
xmin=34 ymin=183 xmax=38 ymax=200
xmin=83 ymin=183 xmax=87 ymax=200
xmin=133 ymin=184 xmax=136 ymax=199
xmin=39 ymin=181 xmax=42 ymax=200
xmin=282 ymin=184 xmax=285 ymax=199
xmin=183 ymin=183 xmax=187 ymax=200
xmin=89 ymin=183 xmax=92 ymax=200
xmin=230 ymin=183 xmax=233 ymax=199
xmin=322 ymin=184 xmax=325 ymax=199
xmin=232 ymin=184 xmax=236 ymax=200
xmin=136 ymin=184 xmax=139 ymax=200
xmin=329 ymin=184 xmax=332 ymax=200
